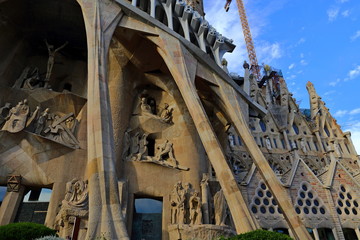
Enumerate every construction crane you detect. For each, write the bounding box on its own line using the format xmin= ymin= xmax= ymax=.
xmin=224 ymin=0 xmax=261 ymax=81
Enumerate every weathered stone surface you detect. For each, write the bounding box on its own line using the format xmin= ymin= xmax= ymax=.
xmin=0 ymin=0 xmax=358 ymax=240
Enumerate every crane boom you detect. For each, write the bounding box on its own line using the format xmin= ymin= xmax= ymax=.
xmin=225 ymin=0 xmax=261 ymax=81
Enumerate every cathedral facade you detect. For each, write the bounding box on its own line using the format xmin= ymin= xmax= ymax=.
xmin=0 ymin=0 xmax=358 ymax=240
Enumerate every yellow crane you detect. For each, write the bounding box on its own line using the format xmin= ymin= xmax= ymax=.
xmin=225 ymin=0 xmax=261 ymax=81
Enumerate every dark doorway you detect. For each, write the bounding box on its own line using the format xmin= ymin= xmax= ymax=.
xmin=343 ymin=228 xmax=357 ymax=240
xmin=273 ymin=228 xmax=289 ymax=236
xmin=131 ymin=197 xmax=162 ymax=240
xmin=318 ymin=228 xmax=335 ymax=240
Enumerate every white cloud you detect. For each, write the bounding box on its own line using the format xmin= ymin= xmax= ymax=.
xmin=341 ymin=10 xmax=350 ymax=17
xmin=327 ymin=8 xmax=340 ymax=21
xmin=349 ymin=65 xmax=360 ymax=79
xmin=204 ymin=0 xmax=287 ymax=72
xmin=288 ymin=63 xmax=295 ymax=69
xmin=323 ymin=90 xmax=335 ymax=96
xmin=297 ymin=38 xmax=306 ymax=44
xmin=257 ymin=42 xmax=282 ymax=64
xmin=205 ymin=0 xmax=247 ymax=72
xmin=337 ymin=0 xmax=349 ymax=3
xmin=287 ymin=74 xmax=296 ymax=80
xmin=334 ymin=110 xmax=348 ymax=117
xmin=300 ymin=53 xmax=304 ymax=58
xmin=351 ymin=31 xmax=360 ymax=41
xmin=329 ymin=78 xmax=341 ymax=86
xmin=350 ymin=108 xmax=360 ymax=115
xmin=300 ymin=59 xmax=308 ymax=66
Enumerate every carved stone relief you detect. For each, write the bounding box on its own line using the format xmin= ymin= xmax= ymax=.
xmin=55 ymin=179 xmax=88 ymax=239
xmin=0 ymin=100 xmax=80 ymax=149
xmin=125 ymin=129 xmax=189 ymax=171
xmin=214 ymin=189 xmax=228 ymax=226
xmin=170 ymin=181 xmax=202 ymax=225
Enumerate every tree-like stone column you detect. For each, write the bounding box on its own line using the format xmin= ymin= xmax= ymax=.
xmin=76 ymin=0 xmax=128 ymax=239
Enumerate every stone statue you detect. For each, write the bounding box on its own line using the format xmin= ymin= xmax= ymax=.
xmin=160 ymin=103 xmax=173 ymax=123
xmin=200 ymin=174 xmax=210 ymax=224
xmin=130 ymin=132 xmax=140 ymax=155
xmin=140 ymin=97 xmax=152 ymax=114
xmin=170 ymin=181 xmax=186 ymax=224
xmin=0 ymin=102 xmax=11 ymax=126
xmin=214 ymin=189 xmax=228 ymax=226
xmin=290 ymin=141 xmax=297 ymax=151
xmin=44 ymin=39 xmax=68 ymax=87
xmin=155 ymin=140 xmax=178 ymax=166
xmin=55 ymin=179 xmax=88 ymax=239
xmin=44 ymin=113 xmax=80 ymax=148
xmin=227 ymin=132 xmax=235 ymax=149
xmin=136 ymin=133 xmax=149 ymax=160
xmin=300 ymin=138 xmax=307 ymax=153
xmin=265 ymin=136 xmax=272 ymax=150
xmin=2 ymin=99 xmax=30 ymax=133
xmin=189 ymin=191 xmax=202 ymax=225
xmin=34 ymin=108 xmax=50 ymax=135
xmin=183 ymin=182 xmax=193 ymax=223
xmin=22 ymin=68 xmax=42 ymax=90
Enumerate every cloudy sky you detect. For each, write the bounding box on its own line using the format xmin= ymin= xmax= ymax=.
xmin=204 ymin=0 xmax=360 ymax=152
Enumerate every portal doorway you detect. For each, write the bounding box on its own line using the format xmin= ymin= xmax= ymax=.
xmin=131 ymin=197 xmax=163 ymax=240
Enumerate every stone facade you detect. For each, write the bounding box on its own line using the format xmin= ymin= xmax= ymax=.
xmin=0 ymin=0 xmax=358 ymax=240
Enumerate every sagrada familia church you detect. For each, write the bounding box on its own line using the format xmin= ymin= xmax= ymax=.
xmin=0 ymin=0 xmax=359 ymax=240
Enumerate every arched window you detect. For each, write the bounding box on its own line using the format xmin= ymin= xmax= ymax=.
xmin=259 ymin=120 xmax=267 ymax=132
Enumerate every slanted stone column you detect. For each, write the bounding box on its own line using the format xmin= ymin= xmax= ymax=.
xmin=0 ymin=186 xmax=25 ymax=225
xmin=212 ymin=75 xmax=312 ymax=240
xmin=355 ymin=228 xmax=360 ymax=239
xmin=150 ymin=34 xmax=258 ymax=233
xmin=313 ymin=228 xmax=320 ymax=240
xmin=45 ymin=182 xmax=67 ymax=228
xmin=76 ymin=0 xmax=128 ymax=239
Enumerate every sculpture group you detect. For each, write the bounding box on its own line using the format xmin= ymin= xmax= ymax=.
xmin=0 ymin=99 xmax=80 ymax=149
xmin=170 ymin=179 xmax=229 ymax=227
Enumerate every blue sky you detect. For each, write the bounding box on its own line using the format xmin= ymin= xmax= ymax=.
xmin=204 ymin=0 xmax=360 ymax=152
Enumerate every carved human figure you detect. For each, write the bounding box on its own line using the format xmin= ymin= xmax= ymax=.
xmin=136 ymin=133 xmax=149 ymax=160
xmin=140 ymin=97 xmax=152 ymax=114
xmin=0 ymin=102 xmax=11 ymax=126
xmin=44 ymin=113 xmax=79 ymax=148
xmin=155 ymin=140 xmax=178 ymax=166
xmin=200 ymin=174 xmax=210 ymax=224
xmin=189 ymin=191 xmax=202 ymax=225
xmin=44 ymin=40 xmax=68 ymax=87
xmin=214 ymin=189 xmax=228 ymax=226
xmin=183 ymin=182 xmax=193 ymax=223
xmin=34 ymin=108 xmax=50 ymax=135
xmin=2 ymin=99 xmax=30 ymax=133
xmin=130 ymin=132 xmax=140 ymax=155
xmin=22 ymin=68 xmax=41 ymax=89
xmin=265 ymin=136 xmax=272 ymax=150
xmin=227 ymin=132 xmax=235 ymax=149
xmin=300 ymin=138 xmax=307 ymax=153
xmin=170 ymin=181 xmax=185 ymax=224
xmin=55 ymin=179 xmax=88 ymax=238
xmin=160 ymin=103 xmax=173 ymax=123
